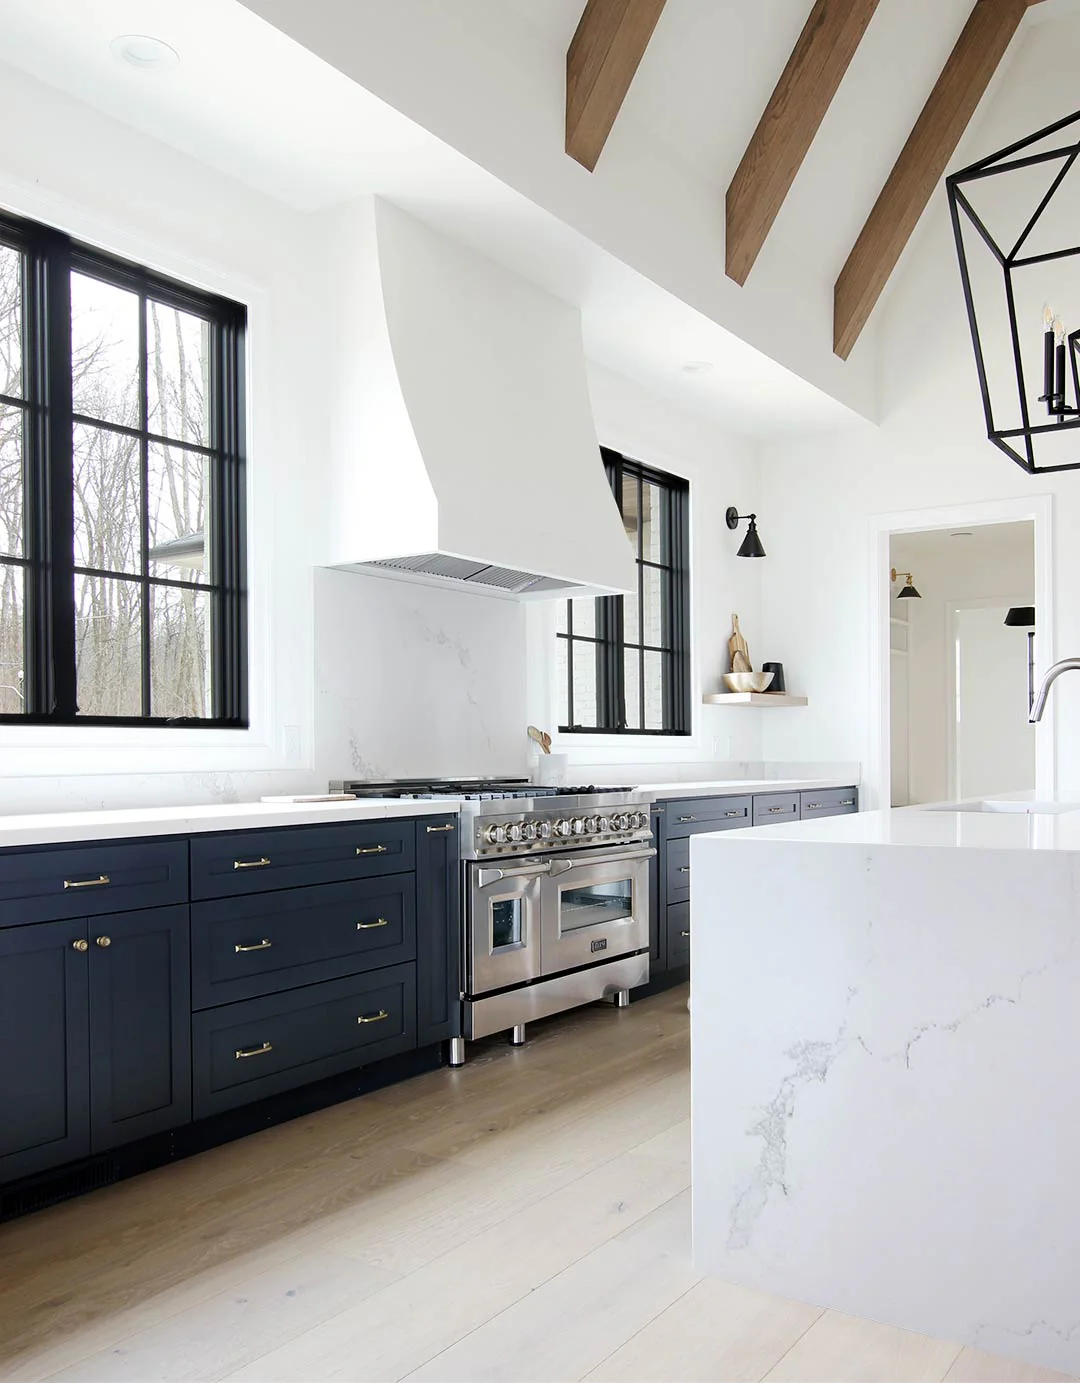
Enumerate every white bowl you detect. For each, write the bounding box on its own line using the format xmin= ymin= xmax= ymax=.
xmin=723 ymin=671 xmax=775 ymax=693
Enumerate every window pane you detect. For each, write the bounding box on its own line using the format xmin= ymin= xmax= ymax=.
xmin=0 ymin=244 xmax=22 ymax=400
xmin=623 ymin=585 xmax=640 ymax=645
xmin=569 ymin=597 xmax=596 ymax=638
xmin=624 ymin=648 xmax=641 ymax=730
xmin=71 ymin=274 xmax=140 ymax=429
xmin=75 ymin=574 xmax=142 ymax=716
xmin=147 ymin=301 xmax=211 ymax=446
xmin=555 ymin=601 xmax=568 ymax=635
xmin=642 ymin=566 xmax=665 ymax=648
xmin=0 ymin=563 xmax=24 ymax=714
xmin=0 ymin=404 xmax=23 ymax=557
xmin=73 ymin=423 xmax=141 ymax=575
xmin=555 ymin=635 xmax=569 ymax=727
xmin=148 ymin=442 xmax=209 ymax=582
xmin=642 ymin=481 xmax=667 ymax=564
xmin=620 ymin=470 xmax=640 ymax=550
xmin=571 ymin=639 xmax=598 ymax=728
xmin=151 ymin=585 xmax=210 ymax=718
xmin=644 ymin=650 xmax=665 ymax=729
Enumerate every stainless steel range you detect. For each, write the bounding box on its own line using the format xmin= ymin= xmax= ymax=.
xmin=332 ymin=778 xmax=654 ymax=1064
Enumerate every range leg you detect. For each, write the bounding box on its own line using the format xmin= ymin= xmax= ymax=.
xmin=613 ymin=989 xmax=630 ymax=1009
xmin=448 ymin=1036 xmax=466 ymax=1067
xmin=509 ymin=1025 xmax=527 ymax=1047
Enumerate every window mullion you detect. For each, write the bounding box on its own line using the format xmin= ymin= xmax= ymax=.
xmin=42 ymin=235 xmax=77 ymax=718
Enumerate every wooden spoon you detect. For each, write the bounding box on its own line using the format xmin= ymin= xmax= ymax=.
xmin=528 ymin=725 xmax=552 ymax=755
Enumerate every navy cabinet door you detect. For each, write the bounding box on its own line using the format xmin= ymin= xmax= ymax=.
xmin=0 ymin=918 xmax=91 ymax=1182
xmin=649 ymin=805 xmax=664 ymax=972
xmin=88 ymin=905 xmax=192 ymax=1151
xmin=415 ymin=816 xmax=461 ymax=1047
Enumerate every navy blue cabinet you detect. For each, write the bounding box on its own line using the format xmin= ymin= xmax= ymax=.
xmin=0 ymin=839 xmax=187 ymax=928
xmin=415 ymin=816 xmax=460 ymax=1048
xmin=88 ymin=905 xmax=191 ymax=1150
xmin=0 ymin=919 xmax=91 ymax=1183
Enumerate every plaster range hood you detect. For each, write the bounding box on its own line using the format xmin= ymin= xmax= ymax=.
xmin=322 ymin=198 xmax=637 ymax=599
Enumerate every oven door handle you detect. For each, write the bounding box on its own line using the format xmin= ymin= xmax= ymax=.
xmin=548 ymin=847 xmax=657 ymax=875
xmin=476 ymin=861 xmax=553 ymax=886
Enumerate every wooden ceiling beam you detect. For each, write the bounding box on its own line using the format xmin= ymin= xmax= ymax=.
xmin=566 ymin=0 xmax=668 ymax=171
xmin=833 ymin=0 xmax=1035 ymax=360
xmin=725 ymin=0 xmax=882 ymax=286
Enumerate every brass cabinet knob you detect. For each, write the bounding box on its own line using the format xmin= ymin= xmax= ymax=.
xmin=72 ymin=938 xmax=89 ymax=953
xmin=95 ymin=935 xmax=111 ymax=948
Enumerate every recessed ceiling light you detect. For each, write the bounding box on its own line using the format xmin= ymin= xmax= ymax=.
xmin=681 ymin=360 xmax=714 ymax=374
xmin=109 ymin=34 xmax=180 ymax=70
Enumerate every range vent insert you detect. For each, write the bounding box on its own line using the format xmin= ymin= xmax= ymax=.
xmin=363 ymin=554 xmax=581 ymax=595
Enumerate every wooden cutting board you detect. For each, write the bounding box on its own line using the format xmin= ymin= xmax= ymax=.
xmin=729 ymin=614 xmax=751 ymax=672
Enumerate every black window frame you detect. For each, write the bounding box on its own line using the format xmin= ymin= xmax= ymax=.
xmin=558 ymin=447 xmax=690 ymax=736
xmin=0 ymin=206 xmax=247 ymax=727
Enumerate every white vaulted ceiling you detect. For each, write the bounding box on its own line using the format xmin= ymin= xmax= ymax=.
xmin=0 ymin=0 xmax=1074 ymax=437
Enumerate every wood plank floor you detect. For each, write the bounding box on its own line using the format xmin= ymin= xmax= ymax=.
xmin=0 ymin=986 xmax=1072 ymax=1383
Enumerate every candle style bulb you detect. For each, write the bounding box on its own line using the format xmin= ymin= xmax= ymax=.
xmin=1044 ymin=303 xmax=1055 ymax=330
xmin=1055 ymin=316 xmax=1066 ymax=345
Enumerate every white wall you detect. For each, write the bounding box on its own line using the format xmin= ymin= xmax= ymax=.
xmin=759 ymin=16 xmax=1080 ymax=804
xmin=889 ymin=525 xmax=1034 ymax=804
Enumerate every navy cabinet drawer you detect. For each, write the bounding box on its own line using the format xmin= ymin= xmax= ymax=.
xmin=191 ymin=875 xmax=416 ymax=1009
xmin=0 ymin=840 xmax=188 ymax=928
xmin=663 ymin=796 xmax=751 ymax=839
xmin=666 ymin=837 xmax=691 ymax=902
xmin=753 ymin=793 xmax=800 ymax=826
xmin=190 ymin=820 xmax=415 ymax=900
xmin=800 ymin=787 xmax=858 ymax=819
xmin=666 ymin=903 xmax=690 ymax=968
xmin=192 ymin=964 xmax=416 ymax=1118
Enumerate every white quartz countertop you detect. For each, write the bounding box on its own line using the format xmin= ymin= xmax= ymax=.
xmin=0 ymin=798 xmax=459 ymax=850
xmin=698 ymin=801 xmax=1080 ymax=851
xmin=633 ymin=777 xmax=856 ymax=801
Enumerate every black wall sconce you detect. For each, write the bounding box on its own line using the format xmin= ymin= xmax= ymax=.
xmin=726 ymin=508 xmax=766 ymax=558
xmin=1004 ymin=605 xmax=1036 ymax=710
xmin=891 ymin=568 xmax=921 ymax=599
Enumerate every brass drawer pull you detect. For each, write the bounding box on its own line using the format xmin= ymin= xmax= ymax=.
xmin=839 ymin=799 xmax=855 ymax=807
xmin=357 ymin=1009 xmax=389 ymax=1025
xmin=95 ymin=935 xmax=111 ymax=948
xmin=357 ymin=918 xmax=390 ymax=930
xmin=677 ymin=815 xmax=696 ymax=822
xmin=235 ymin=1041 xmax=273 ymax=1060
xmin=64 ymin=874 xmax=110 ymax=890
xmin=681 ymin=929 xmax=690 ymax=938
xmin=72 ymin=938 xmax=89 ymax=953
xmin=724 ymin=810 xmax=744 ymax=818
xmin=678 ymin=866 xmax=690 ymax=874
xmin=357 ymin=844 xmax=388 ymax=856
xmin=234 ymin=857 xmax=271 ymax=871
xmin=807 ymin=803 xmax=824 ymax=810
xmin=235 ymin=938 xmax=273 ymax=954
xmin=767 ymin=806 xmax=790 ymax=814
xmin=426 ymin=824 xmax=455 ymax=833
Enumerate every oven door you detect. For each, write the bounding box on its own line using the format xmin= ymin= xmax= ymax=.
xmin=539 ymin=846 xmax=655 ymax=976
xmin=467 ymin=858 xmax=548 ymax=996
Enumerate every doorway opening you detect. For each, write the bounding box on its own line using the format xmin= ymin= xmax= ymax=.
xmin=889 ymin=523 xmax=1035 ymax=806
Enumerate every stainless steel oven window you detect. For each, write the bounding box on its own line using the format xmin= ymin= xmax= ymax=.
xmin=559 ymin=877 xmax=634 ymax=932
xmin=491 ymin=896 xmax=523 ymax=949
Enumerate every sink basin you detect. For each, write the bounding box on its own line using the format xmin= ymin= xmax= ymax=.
xmin=923 ymin=800 xmax=1080 ymax=815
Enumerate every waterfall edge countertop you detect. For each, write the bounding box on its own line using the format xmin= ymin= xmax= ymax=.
xmin=690 ymin=796 xmax=1080 ymax=1377
xmin=0 ymin=798 xmax=460 ymax=849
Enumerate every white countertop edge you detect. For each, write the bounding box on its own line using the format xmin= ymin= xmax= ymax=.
xmin=633 ymin=777 xmax=857 ymax=802
xmin=0 ymin=798 xmax=460 ymax=850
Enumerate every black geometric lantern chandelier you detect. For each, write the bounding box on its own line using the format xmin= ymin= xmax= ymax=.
xmin=947 ymin=109 xmax=1080 ymax=474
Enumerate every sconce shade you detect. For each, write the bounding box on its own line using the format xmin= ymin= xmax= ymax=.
xmin=737 ymin=518 xmax=766 ymax=558
xmin=896 ymin=582 xmax=921 ymax=599
xmin=1004 ymin=606 xmax=1036 ymax=627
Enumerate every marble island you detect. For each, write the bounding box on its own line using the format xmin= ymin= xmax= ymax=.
xmin=691 ymin=799 xmax=1080 ymax=1375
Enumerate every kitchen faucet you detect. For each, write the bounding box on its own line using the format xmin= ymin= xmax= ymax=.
xmin=1029 ymin=658 xmax=1080 ymax=723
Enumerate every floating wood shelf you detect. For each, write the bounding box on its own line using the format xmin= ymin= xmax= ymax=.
xmin=702 ymin=692 xmax=809 ymax=707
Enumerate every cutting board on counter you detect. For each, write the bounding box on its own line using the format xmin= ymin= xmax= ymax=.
xmin=729 ymin=615 xmax=751 ymax=672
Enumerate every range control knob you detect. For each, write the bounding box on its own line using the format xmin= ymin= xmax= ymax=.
xmin=537 ymin=820 xmax=553 ymax=838
xmin=484 ymin=824 xmax=502 ymax=844
xmin=633 ymin=811 xmax=648 ymax=830
xmin=571 ymin=816 xmax=586 ymax=834
xmin=554 ymin=818 xmax=571 ymax=837
xmin=584 ymin=816 xmax=599 ymax=834
xmin=507 ymin=822 xmax=523 ymax=842
xmin=522 ymin=821 xmax=538 ymax=841
xmin=614 ymin=813 xmax=630 ymax=831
